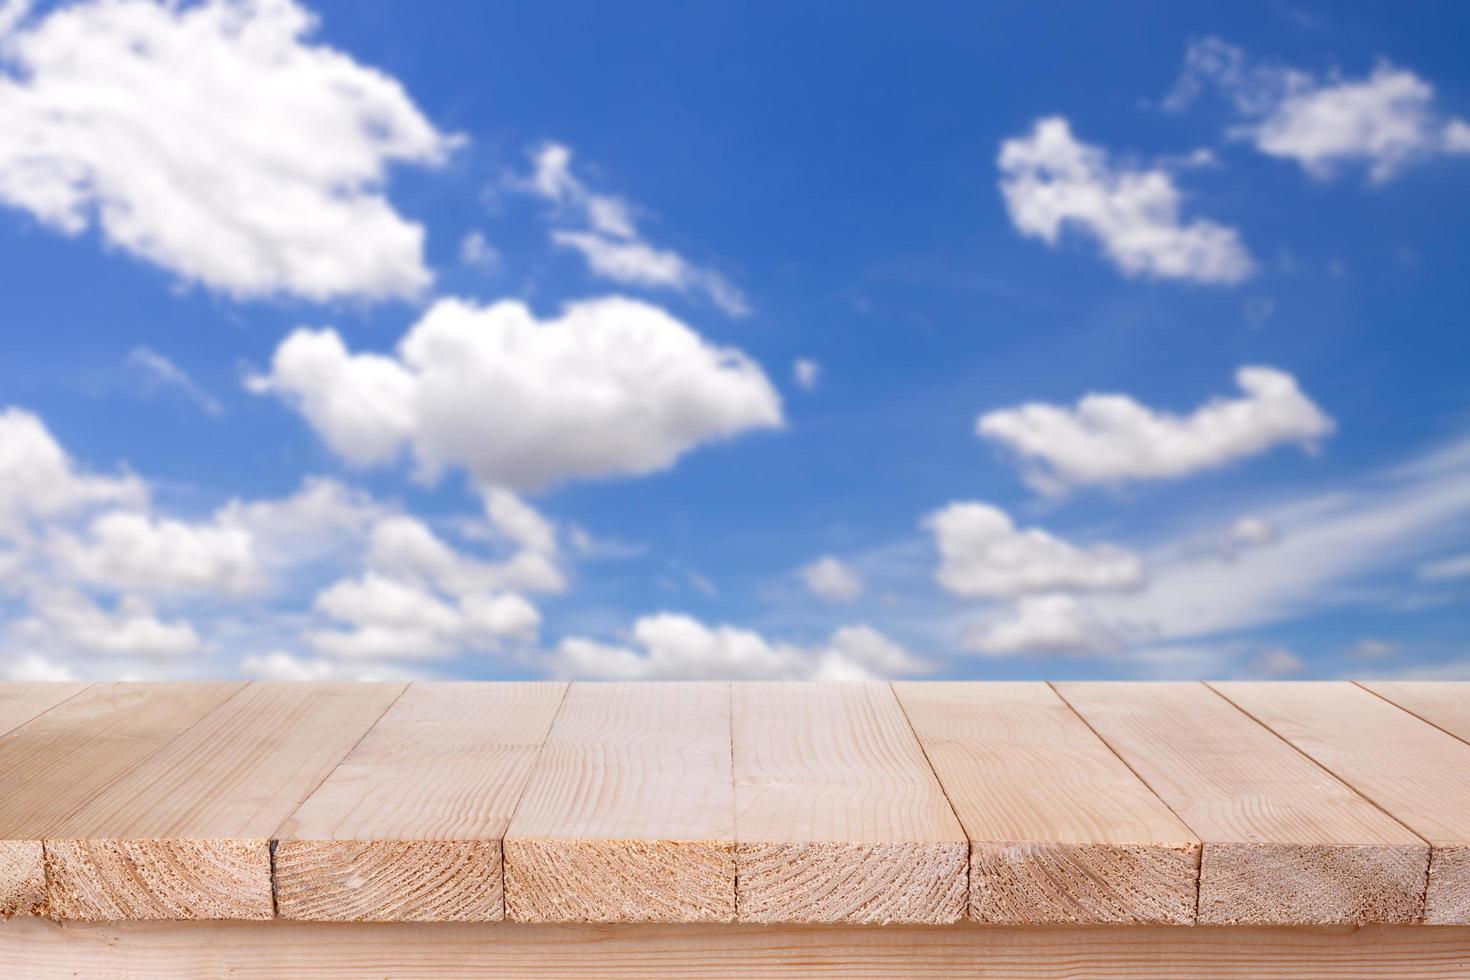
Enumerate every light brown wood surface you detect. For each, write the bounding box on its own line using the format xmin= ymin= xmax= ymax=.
xmin=42 ymin=682 xmax=404 ymax=920
xmin=732 ymin=682 xmax=966 ymax=924
xmin=0 ymin=682 xmax=245 ymax=917
xmin=0 ymin=682 xmax=87 ymax=739
xmin=1359 ymin=682 xmax=1470 ymax=744
xmin=896 ymin=681 xmax=1199 ymax=924
xmin=503 ymin=682 xmax=736 ymax=923
xmin=1055 ymin=682 xmax=1428 ymax=925
xmin=275 ymin=682 xmax=566 ymax=922
xmin=4 ymin=918 xmax=1470 ymax=979
xmin=1216 ymin=681 xmax=1470 ymax=924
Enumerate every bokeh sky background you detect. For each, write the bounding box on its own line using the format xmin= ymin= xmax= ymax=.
xmin=2 ymin=0 xmax=1468 ymax=681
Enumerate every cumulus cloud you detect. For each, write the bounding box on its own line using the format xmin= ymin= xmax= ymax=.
xmin=0 ymin=0 xmax=458 ymax=301
xmin=13 ymin=591 xmax=201 ymax=659
xmin=1 ymin=651 xmax=76 ymax=681
xmin=801 ymin=556 xmax=864 ymax=602
xmin=301 ymin=496 xmax=563 ymax=663
xmin=926 ymin=502 xmax=1143 ymax=598
xmin=1167 ymin=38 xmax=1470 ymax=182
xmin=517 ymin=143 xmax=750 ymax=316
xmin=52 ymin=510 xmax=262 ymax=596
xmin=0 ymin=404 xmax=572 ymax=678
xmin=240 ymin=649 xmax=420 ymax=681
xmin=963 ymin=594 xmax=1125 ymax=657
xmin=251 ymin=296 xmax=783 ymax=490
xmin=998 ymin=116 xmax=1254 ymax=283
xmin=1248 ymin=646 xmax=1304 ymax=677
xmin=977 ymin=366 xmax=1333 ymax=493
xmin=306 ymin=572 xmax=539 ymax=661
xmin=554 ymin=614 xmax=924 ymax=680
xmin=0 ymin=406 xmax=144 ymax=538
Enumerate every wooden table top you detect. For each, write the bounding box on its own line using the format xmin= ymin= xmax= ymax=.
xmin=1 ymin=681 xmax=1466 ymax=926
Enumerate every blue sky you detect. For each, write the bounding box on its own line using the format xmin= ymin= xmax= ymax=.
xmin=1 ymin=0 xmax=1468 ymax=681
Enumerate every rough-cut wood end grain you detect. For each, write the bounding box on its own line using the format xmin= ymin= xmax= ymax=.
xmin=504 ymin=839 xmax=735 ymax=923
xmin=1426 ymin=845 xmax=1470 ymax=925
xmin=735 ymin=841 xmax=967 ymax=924
xmin=970 ymin=840 xmax=1200 ymax=925
xmin=1 ymin=841 xmax=46 ymax=918
xmin=1198 ymin=842 xmax=1427 ymax=925
xmin=274 ymin=840 xmax=502 ymax=922
xmin=45 ymin=839 xmax=273 ymax=921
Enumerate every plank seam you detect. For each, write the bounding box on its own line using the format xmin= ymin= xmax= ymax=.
xmin=1204 ymin=682 xmax=1435 ymax=923
xmin=1353 ymin=681 xmax=1470 ymax=749
xmin=728 ymin=682 xmax=740 ymax=922
xmin=498 ymin=681 xmax=573 ymax=922
xmin=40 ymin=682 xmax=256 ymax=840
xmin=886 ymin=681 xmax=971 ymax=920
xmin=0 ymin=682 xmax=95 ymax=742
xmin=266 ymin=682 xmax=412 ymax=841
xmin=1046 ymin=681 xmax=1205 ymax=923
xmin=1349 ymin=681 xmax=1469 ymax=919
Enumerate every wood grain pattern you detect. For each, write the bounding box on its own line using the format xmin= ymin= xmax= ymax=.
xmin=896 ymin=682 xmax=1200 ymax=924
xmin=503 ymin=682 xmax=736 ymax=923
xmin=1359 ymin=682 xmax=1470 ymax=745
xmin=43 ymin=682 xmax=404 ymax=921
xmin=1055 ymin=682 xmax=1428 ymax=925
xmin=0 ymin=682 xmax=245 ymax=917
xmin=5 ymin=918 xmax=1470 ymax=979
xmin=274 ymin=682 xmax=566 ymax=922
xmin=0 ymin=682 xmax=87 ymax=739
xmin=732 ymin=683 xmax=966 ymax=924
xmin=1216 ymin=682 xmax=1470 ymax=924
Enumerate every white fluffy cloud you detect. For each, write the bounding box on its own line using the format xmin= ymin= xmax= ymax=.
xmin=964 ymin=594 xmax=1124 ymax=657
xmin=555 ymin=614 xmax=924 ymax=681
xmin=306 ymin=572 xmax=539 ymax=661
xmin=53 ymin=510 xmax=262 ymax=596
xmin=240 ymin=649 xmax=420 ymax=681
xmin=977 ymin=366 xmax=1333 ymax=493
xmin=519 ymin=143 xmax=750 ymax=316
xmin=1167 ymin=39 xmax=1470 ymax=182
xmin=251 ymin=296 xmax=783 ymax=490
xmin=0 ymin=407 xmax=144 ymax=538
xmin=0 ymin=404 xmax=573 ymax=678
xmin=14 ymin=591 xmax=201 ymax=660
xmin=998 ymin=116 xmax=1254 ymax=283
xmin=926 ymin=502 xmax=1143 ymax=598
xmin=0 ymin=0 xmax=458 ymax=301
xmin=801 ymin=556 xmax=864 ymax=602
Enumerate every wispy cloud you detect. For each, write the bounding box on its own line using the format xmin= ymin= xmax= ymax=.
xmin=126 ymin=347 xmax=222 ymax=416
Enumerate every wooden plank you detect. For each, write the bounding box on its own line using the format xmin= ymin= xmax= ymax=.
xmin=1216 ymin=682 xmax=1470 ymax=925
xmin=1055 ymin=682 xmax=1428 ymax=925
xmin=0 ymin=681 xmax=90 ymax=919
xmin=503 ymin=682 xmax=735 ymax=923
xmin=0 ymin=682 xmax=245 ymax=918
xmin=896 ymin=681 xmax=1199 ymax=924
xmin=274 ymin=682 xmax=567 ymax=922
xmin=731 ymin=682 xmax=966 ymax=924
xmin=5 ymin=919 xmax=1470 ymax=979
xmin=42 ymin=682 xmax=405 ymax=921
xmin=0 ymin=682 xmax=88 ymax=739
xmin=1359 ymin=682 xmax=1470 ymax=745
